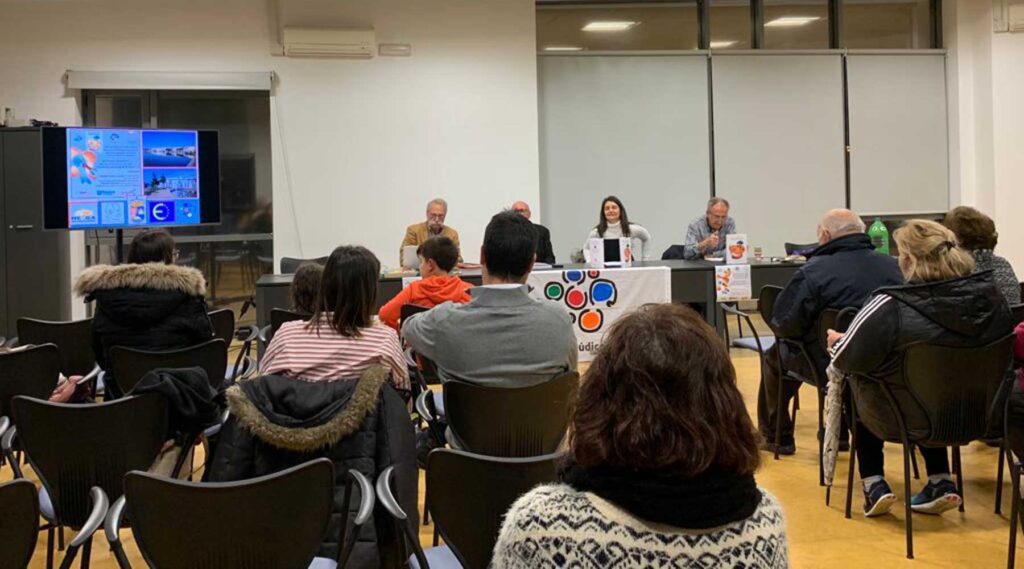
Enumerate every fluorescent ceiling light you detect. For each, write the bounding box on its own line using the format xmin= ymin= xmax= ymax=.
xmin=765 ymin=16 xmax=822 ymax=27
xmin=543 ymin=46 xmax=584 ymax=52
xmin=582 ymin=21 xmax=638 ymax=32
xmin=709 ymin=40 xmax=737 ymax=48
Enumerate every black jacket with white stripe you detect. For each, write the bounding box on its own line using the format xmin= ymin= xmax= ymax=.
xmin=832 ymin=271 xmax=1014 ymax=442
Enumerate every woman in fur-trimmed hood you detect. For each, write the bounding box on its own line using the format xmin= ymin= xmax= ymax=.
xmin=207 ymin=364 xmax=418 ymax=568
xmin=74 ymin=230 xmax=214 ymax=396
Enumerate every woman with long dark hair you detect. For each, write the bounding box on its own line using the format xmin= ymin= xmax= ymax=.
xmin=583 ymin=196 xmax=654 ymax=261
xmin=260 ymin=245 xmax=409 ymax=391
xmin=494 ymin=303 xmax=788 ymax=568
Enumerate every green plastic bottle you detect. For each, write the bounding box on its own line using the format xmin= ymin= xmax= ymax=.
xmin=868 ymin=218 xmax=890 ymax=255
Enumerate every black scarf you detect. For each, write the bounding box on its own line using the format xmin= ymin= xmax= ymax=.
xmin=560 ymin=462 xmax=762 ymax=530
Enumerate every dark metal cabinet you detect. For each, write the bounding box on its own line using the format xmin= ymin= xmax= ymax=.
xmin=0 ymin=129 xmax=71 ymax=337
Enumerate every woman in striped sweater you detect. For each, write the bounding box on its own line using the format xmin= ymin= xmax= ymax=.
xmin=260 ymin=245 xmax=410 ymax=393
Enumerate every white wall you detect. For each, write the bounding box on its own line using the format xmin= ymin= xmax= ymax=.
xmin=0 ymin=0 xmax=539 ymax=318
xmin=946 ymin=0 xmax=1024 ymax=273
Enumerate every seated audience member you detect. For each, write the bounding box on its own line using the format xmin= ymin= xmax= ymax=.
xmin=493 ymin=304 xmax=788 ymax=569
xmin=400 ymin=197 xmax=462 ymax=265
xmin=512 ymin=200 xmax=555 ymax=264
xmin=829 ymin=220 xmax=1014 ymax=517
xmin=758 ymin=209 xmax=903 ymax=454
xmin=74 ymin=229 xmax=214 ymax=396
xmin=378 ymin=236 xmax=472 ymax=330
xmin=403 ymin=211 xmax=576 ymax=386
xmin=208 ymin=366 xmax=417 ymax=563
xmin=584 ymin=196 xmax=653 ymax=262
xmin=289 ymin=262 xmax=323 ymax=314
xmin=261 ymin=245 xmax=410 ymax=393
xmin=1007 ymin=321 xmax=1024 ymax=457
xmin=942 ymin=205 xmax=1021 ymax=304
xmin=666 ymin=197 xmax=736 ymax=260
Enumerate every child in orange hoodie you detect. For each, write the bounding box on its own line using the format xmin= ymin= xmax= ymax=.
xmin=379 ymin=236 xmax=473 ymax=330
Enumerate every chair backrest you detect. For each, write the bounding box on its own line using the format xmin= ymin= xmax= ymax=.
xmin=280 ymin=256 xmax=328 ymax=274
xmin=109 ymin=339 xmax=227 ymax=394
xmin=207 ymin=309 xmax=235 ymax=346
xmin=16 ymin=317 xmax=96 ymax=377
xmin=816 ymin=309 xmax=840 ymax=351
xmin=903 ymin=336 xmax=1014 ymax=445
xmin=399 ymin=304 xmax=430 ymax=326
xmin=784 ymin=242 xmax=817 ymax=256
xmin=758 ymin=285 xmax=783 ymax=329
xmin=836 ymin=307 xmax=858 ymax=332
xmin=427 ymin=449 xmax=559 ymax=569
xmin=125 ymin=459 xmax=334 ymax=568
xmin=13 ymin=394 xmax=168 ymax=527
xmin=0 ymin=479 xmax=39 ymax=569
xmin=444 ymin=371 xmax=579 ymax=457
xmin=269 ymin=309 xmax=310 ymax=340
xmin=0 ymin=343 xmax=61 ymax=417
xmin=1012 ymin=303 xmax=1024 ymax=325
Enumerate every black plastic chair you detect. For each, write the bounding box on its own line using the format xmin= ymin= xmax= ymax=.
xmin=208 ymin=308 xmax=258 ymax=383
xmin=378 ymin=449 xmax=560 ymax=569
xmin=0 ymin=344 xmax=61 ymax=418
xmin=1012 ymin=303 xmax=1024 ymax=325
xmin=843 ymin=336 xmax=1014 ymax=559
xmin=441 ymin=371 xmax=578 ymax=458
xmin=281 ymin=256 xmax=329 ymax=274
xmin=16 ymin=317 xmax=97 ymax=378
xmin=109 ymin=338 xmax=228 ymax=395
xmin=107 ymin=458 xmax=370 ymax=569
xmin=0 ymin=478 xmax=39 ymax=569
xmin=759 ymin=286 xmax=826 ymax=471
xmin=4 ymin=394 xmax=166 ymax=569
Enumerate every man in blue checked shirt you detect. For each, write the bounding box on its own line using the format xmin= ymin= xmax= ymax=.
xmin=679 ymin=197 xmax=736 ymax=260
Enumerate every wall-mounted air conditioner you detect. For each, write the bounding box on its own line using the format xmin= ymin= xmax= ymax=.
xmin=283 ymin=28 xmax=375 ymax=58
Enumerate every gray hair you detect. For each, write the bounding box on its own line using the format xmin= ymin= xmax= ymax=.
xmin=820 ymin=208 xmax=866 ymax=237
xmin=707 ymin=197 xmax=730 ymax=211
xmin=426 ymin=198 xmax=448 ymax=212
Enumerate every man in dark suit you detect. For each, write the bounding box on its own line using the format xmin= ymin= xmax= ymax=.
xmin=512 ymin=201 xmax=555 ymax=264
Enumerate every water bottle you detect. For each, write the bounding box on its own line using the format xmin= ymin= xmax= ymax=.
xmin=868 ymin=218 xmax=890 ymax=255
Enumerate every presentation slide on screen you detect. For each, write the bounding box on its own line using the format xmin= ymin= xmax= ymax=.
xmin=66 ymin=128 xmax=201 ymax=229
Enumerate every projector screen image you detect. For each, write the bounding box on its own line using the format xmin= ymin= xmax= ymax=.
xmin=43 ymin=127 xmax=221 ymax=230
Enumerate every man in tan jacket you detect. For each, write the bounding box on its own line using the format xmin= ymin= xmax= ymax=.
xmin=400 ymin=198 xmax=462 ymax=265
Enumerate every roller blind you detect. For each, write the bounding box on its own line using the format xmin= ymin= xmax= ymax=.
xmin=538 ymin=55 xmax=712 ymax=261
xmin=847 ymin=53 xmax=949 ymax=215
xmin=711 ymin=53 xmax=846 ymax=257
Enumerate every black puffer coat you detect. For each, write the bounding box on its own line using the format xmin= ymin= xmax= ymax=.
xmin=75 ymin=262 xmax=214 ymax=373
xmin=771 ymin=233 xmax=903 ymax=371
xmin=832 ymin=271 xmax=1015 ymax=442
xmin=206 ymin=366 xmax=418 ymax=568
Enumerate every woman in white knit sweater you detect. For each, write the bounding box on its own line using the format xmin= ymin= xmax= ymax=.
xmin=584 ymin=196 xmax=654 ymax=261
xmin=493 ymin=304 xmax=789 ymax=569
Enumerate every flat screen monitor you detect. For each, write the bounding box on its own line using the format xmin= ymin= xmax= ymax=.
xmin=41 ymin=127 xmax=221 ymax=230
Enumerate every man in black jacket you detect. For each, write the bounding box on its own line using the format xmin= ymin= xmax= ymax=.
xmin=757 ymin=209 xmax=903 ymax=454
xmin=512 ymin=201 xmax=555 ymax=264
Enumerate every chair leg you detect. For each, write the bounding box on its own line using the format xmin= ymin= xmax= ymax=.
xmin=47 ymin=527 xmax=55 ymax=569
xmin=80 ymin=536 xmax=93 ymax=569
xmin=903 ymin=443 xmax=915 ymax=559
xmin=953 ymin=446 xmax=966 ymax=513
xmin=423 ymin=482 xmax=431 ymax=525
xmin=432 ymin=523 xmax=440 ymax=547
xmin=59 ymin=525 xmax=65 ymax=550
xmin=999 ymin=446 xmax=1008 ymax=515
xmin=774 ymin=379 xmax=784 ymax=461
xmin=1009 ymin=460 xmax=1019 ymax=569
xmin=845 ymin=399 xmax=859 ymax=519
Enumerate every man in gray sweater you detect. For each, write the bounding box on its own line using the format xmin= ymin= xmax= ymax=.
xmin=402 ymin=210 xmax=577 ymax=387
